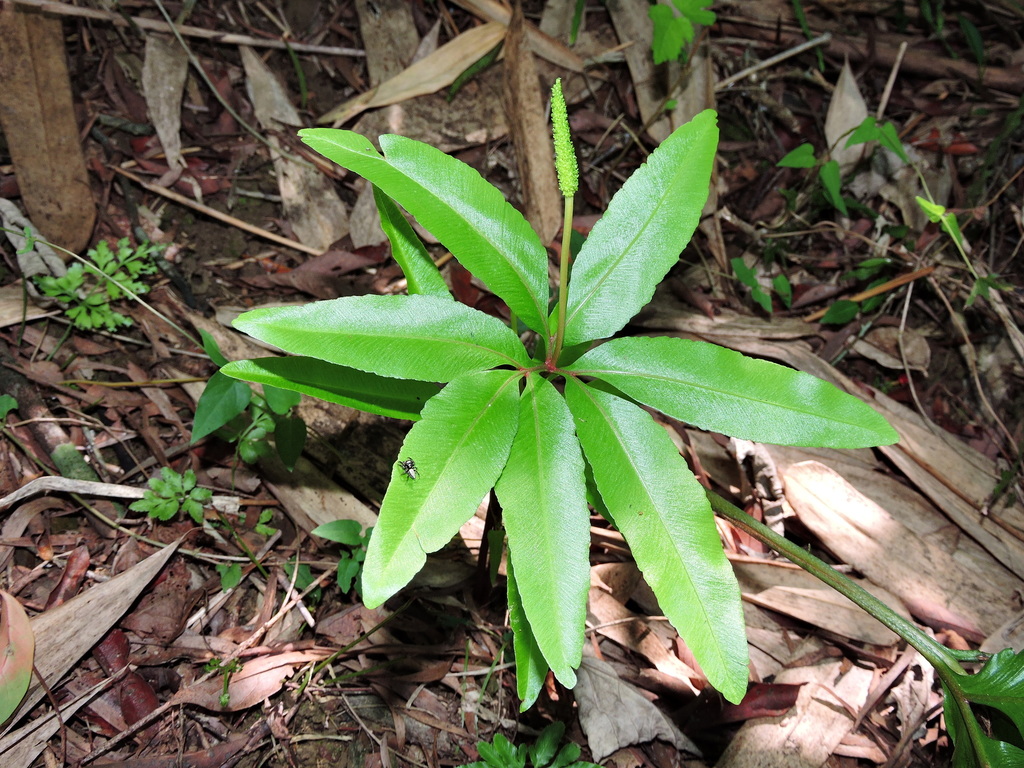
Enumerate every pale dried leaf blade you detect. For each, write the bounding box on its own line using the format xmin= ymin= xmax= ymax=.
xmin=171 ymin=650 xmax=329 ymax=711
xmin=240 ymin=46 xmax=349 ymax=250
xmin=318 ymin=22 xmax=507 ymax=125
xmin=142 ymin=34 xmax=189 ymax=170
xmin=717 ymin=638 xmax=873 ymax=768
xmin=5 ymin=539 xmax=181 ymax=731
xmin=853 ymin=326 xmax=931 ymax=372
xmin=784 ymin=460 xmax=1016 ymax=638
xmin=825 ymin=58 xmax=869 ymax=174
xmin=503 ymin=2 xmax=561 ymax=245
xmin=575 ymin=650 xmax=701 ymax=762
xmin=355 ymin=0 xmax=420 ymax=86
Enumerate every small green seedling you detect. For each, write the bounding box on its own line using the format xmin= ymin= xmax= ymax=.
xmin=648 ymin=0 xmax=716 ymax=64
xmin=192 ymin=331 xmax=307 ymax=469
xmin=34 ymin=237 xmax=162 ymax=331
xmin=129 ymin=467 xmax=211 ymax=524
xmin=311 ymin=520 xmax=372 ymax=597
xmin=779 ymin=116 xmax=1009 ymax=319
xmin=221 ymin=79 xmax=897 ymax=712
xmin=204 ymin=657 xmax=243 ymax=709
xmin=463 ymin=722 xmax=599 ymax=768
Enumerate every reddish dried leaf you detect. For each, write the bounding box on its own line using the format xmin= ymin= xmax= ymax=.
xmin=44 ymin=544 xmax=90 ymax=608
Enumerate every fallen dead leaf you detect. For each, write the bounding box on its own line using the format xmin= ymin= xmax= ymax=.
xmin=171 ymin=649 xmax=329 ymax=711
xmin=575 ymin=649 xmax=701 ymax=762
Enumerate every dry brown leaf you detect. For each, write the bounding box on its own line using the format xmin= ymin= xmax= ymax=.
xmin=784 ymin=460 xmax=1017 ymax=639
xmin=716 ymin=637 xmax=873 ymax=768
xmin=575 ymin=649 xmax=701 ymax=762
xmin=0 ymin=8 xmax=95 ymax=253
xmin=588 ymin=583 xmax=699 ymax=689
xmin=142 ymin=34 xmax=188 ymax=171
xmin=171 ymin=649 xmax=329 ymax=711
xmin=503 ymin=2 xmax=561 ymax=246
xmin=3 ymin=539 xmax=180 ymax=733
xmin=853 ymin=325 xmax=931 ymax=372
xmin=319 ymin=22 xmax=507 ymax=126
xmin=736 ymin=561 xmax=904 ymax=646
xmin=451 ymin=0 xmax=585 ymax=71
xmin=241 ymin=46 xmax=349 ymax=250
xmin=824 ymin=58 xmax=868 ymax=174
xmin=355 ymin=0 xmax=420 ymax=87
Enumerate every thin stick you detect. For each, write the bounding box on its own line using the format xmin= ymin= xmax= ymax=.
xmin=716 ymin=33 xmax=832 ymax=90
xmin=876 ymin=41 xmax=908 ymax=119
xmin=111 ymin=166 xmax=325 ymax=256
xmin=802 ymin=265 xmax=935 ymax=322
xmin=9 ymin=0 xmax=365 ymax=57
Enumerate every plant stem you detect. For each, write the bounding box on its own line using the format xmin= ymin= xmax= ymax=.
xmin=707 ymin=491 xmax=966 ymax=679
xmin=550 ymin=195 xmax=573 ymax=365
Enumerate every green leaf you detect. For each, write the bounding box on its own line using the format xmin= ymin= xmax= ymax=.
xmin=967 ymin=274 xmax=1013 ymax=308
xmin=772 ymin=273 xmax=792 ymax=308
xmin=507 ymin=557 xmax=548 ymax=710
xmin=272 ymin=415 xmax=306 ymax=471
xmin=263 ymin=384 xmax=301 ymax=415
xmin=495 ymin=376 xmax=590 ymax=687
xmin=564 ymin=380 xmax=749 ymax=703
xmin=216 ymin=563 xmax=243 ymax=591
xmin=0 ymin=394 xmax=18 ymax=419
xmin=529 ymin=722 xmax=566 ymax=767
xmin=819 ymin=159 xmax=848 ymax=215
xmin=313 ymin=519 xmax=364 ymax=546
xmin=336 ymin=556 xmax=362 ymax=594
xmin=372 ymin=185 xmax=451 ymax=298
xmin=221 ymin=357 xmax=439 ymax=421
xmin=649 ymin=5 xmax=690 ymax=64
xmin=192 ymin=371 xmax=253 ymax=443
xmin=361 ymin=370 xmax=521 ymax=607
xmin=199 ymin=330 xmax=229 ymax=367
xmin=233 ymin=294 xmax=529 ymax=383
xmin=820 ymin=299 xmax=860 ymax=325
xmin=298 ymin=129 xmax=549 ymax=334
xmin=958 ymin=14 xmax=986 ymax=69
xmin=777 ymin=143 xmax=817 ymax=168
xmin=958 ymin=649 xmax=1024 ymax=736
xmin=566 ymin=336 xmax=899 ymax=448
xmin=563 ymin=110 xmax=718 ymax=345
xmin=731 ymin=257 xmax=773 ymax=314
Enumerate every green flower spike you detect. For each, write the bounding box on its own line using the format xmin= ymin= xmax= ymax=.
xmin=551 ymin=78 xmax=578 ymax=198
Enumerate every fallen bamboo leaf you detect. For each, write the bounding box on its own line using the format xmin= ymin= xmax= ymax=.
xmin=319 ymin=22 xmax=507 ymax=126
xmin=3 ymin=539 xmax=180 ymax=733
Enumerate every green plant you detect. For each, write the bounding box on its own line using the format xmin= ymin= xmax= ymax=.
xmin=129 ymin=467 xmax=212 ymax=523
xmin=192 ymin=331 xmax=307 ymax=469
xmin=33 ymin=237 xmax=161 ymax=331
xmin=203 ymin=657 xmax=242 ymax=708
xmin=463 ymin=722 xmax=599 ymax=768
xmin=778 ymin=116 xmax=1009 ymax=319
xmin=311 ymin=520 xmax=372 ymax=597
xmin=220 ymin=80 xmax=897 ymax=712
xmin=648 ymin=0 xmax=716 ymax=64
